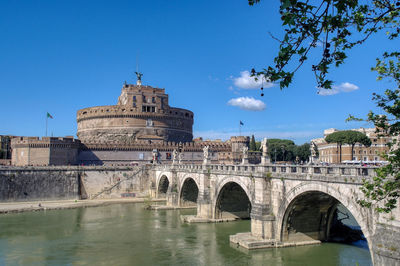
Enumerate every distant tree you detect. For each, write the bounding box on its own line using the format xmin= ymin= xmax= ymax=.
xmin=267 ymin=139 xmax=296 ymax=162
xmin=249 ymin=135 xmax=257 ymax=151
xmin=325 ymin=131 xmax=348 ymax=162
xmin=343 ymin=130 xmax=372 ymax=160
xmin=326 ymin=130 xmax=372 ymax=162
xmin=295 ymin=143 xmax=311 ymax=162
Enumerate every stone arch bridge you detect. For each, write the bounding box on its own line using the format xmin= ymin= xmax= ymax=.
xmin=150 ymin=163 xmax=400 ymax=266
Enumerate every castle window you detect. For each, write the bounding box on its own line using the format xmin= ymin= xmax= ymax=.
xmin=142 ymin=106 xmax=146 ymax=112
xmin=133 ymin=96 xmax=136 ymax=102
xmin=151 ymin=106 xmax=155 ymax=112
xmin=143 ymin=96 xmax=146 ymax=102
xmin=152 ymin=97 xmax=156 ymax=103
xmin=82 ymin=111 xmax=87 ymax=115
xmin=185 ymin=113 xmax=189 ymax=117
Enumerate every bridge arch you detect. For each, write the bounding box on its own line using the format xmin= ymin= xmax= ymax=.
xmin=213 ymin=177 xmax=252 ymax=220
xmin=178 ymin=176 xmax=199 ymax=207
xmin=156 ymin=173 xmax=170 ymax=198
xmin=276 ymin=182 xmax=373 ymax=250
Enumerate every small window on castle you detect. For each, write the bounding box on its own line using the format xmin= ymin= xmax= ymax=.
xmin=151 ymin=106 xmax=155 ymax=112
xmin=106 ymin=109 xmax=109 ymax=112
xmin=133 ymin=103 xmax=136 ymax=107
xmin=133 ymin=96 xmax=136 ymax=102
xmin=130 ymin=109 xmax=133 ymax=111
xmin=83 ymin=111 xmax=87 ymax=115
xmin=142 ymin=106 xmax=146 ymax=112
xmin=152 ymin=97 xmax=155 ymax=103
xmin=185 ymin=113 xmax=189 ymax=117
xmin=143 ymin=96 xmax=146 ymax=102
xmin=175 ymin=112 xmax=178 ymax=115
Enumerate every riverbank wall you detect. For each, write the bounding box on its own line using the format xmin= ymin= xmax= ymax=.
xmin=0 ymin=166 xmax=151 ymax=202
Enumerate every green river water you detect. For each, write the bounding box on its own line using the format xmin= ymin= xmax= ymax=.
xmin=0 ymin=203 xmax=372 ymax=265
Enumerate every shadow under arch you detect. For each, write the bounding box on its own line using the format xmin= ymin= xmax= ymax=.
xmin=215 ymin=181 xmax=252 ymax=220
xmin=278 ymin=188 xmax=372 ymax=257
xmin=179 ymin=177 xmax=199 ymax=207
xmin=157 ymin=175 xmax=170 ymax=198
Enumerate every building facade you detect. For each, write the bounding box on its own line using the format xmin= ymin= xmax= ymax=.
xmin=313 ymin=128 xmax=391 ymax=164
xmin=11 ymin=137 xmax=81 ymax=166
xmin=77 ymin=82 xmax=194 ymax=144
xmin=10 ymin=77 xmax=260 ymax=166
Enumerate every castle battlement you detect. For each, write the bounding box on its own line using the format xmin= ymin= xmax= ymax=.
xmin=76 ymin=82 xmax=193 ymax=143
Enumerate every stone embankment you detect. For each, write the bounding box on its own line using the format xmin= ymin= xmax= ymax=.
xmin=0 ymin=198 xmax=166 ymax=214
xmin=0 ymin=165 xmax=152 ymax=203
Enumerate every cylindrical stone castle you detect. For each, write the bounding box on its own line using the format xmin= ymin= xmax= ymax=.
xmin=77 ymin=82 xmax=193 ymax=144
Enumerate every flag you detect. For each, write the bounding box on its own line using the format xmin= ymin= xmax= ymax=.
xmin=47 ymin=112 xmax=53 ymax=119
xmin=240 ymin=121 xmax=244 ymax=126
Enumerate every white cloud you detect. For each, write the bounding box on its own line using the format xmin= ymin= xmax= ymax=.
xmin=318 ymin=82 xmax=359 ymax=96
xmin=232 ymin=70 xmax=274 ymax=89
xmin=227 ymin=97 xmax=266 ymax=111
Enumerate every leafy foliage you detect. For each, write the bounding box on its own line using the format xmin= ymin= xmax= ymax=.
xmin=249 ymin=0 xmax=400 ymax=212
xmin=249 ymin=135 xmax=257 ymax=151
xmin=267 ymin=139 xmax=310 ymax=162
xmin=249 ymin=0 xmax=400 ymax=90
xmin=325 ymin=130 xmax=371 ymax=162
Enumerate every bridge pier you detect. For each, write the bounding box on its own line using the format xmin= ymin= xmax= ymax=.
xmin=166 ymin=169 xmax=178 ymax=206
xmin=230 ymin=177 xmax=279 ymax=248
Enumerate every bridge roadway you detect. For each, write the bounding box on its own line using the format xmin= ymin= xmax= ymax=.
xmin=150 ymin=163 xmax=400 ymax=266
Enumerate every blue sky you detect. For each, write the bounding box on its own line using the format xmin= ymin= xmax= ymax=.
xmin=0 ymin=0 xmax=396 ymax=144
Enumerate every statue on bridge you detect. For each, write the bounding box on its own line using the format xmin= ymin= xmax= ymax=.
xmin=309 ymin=141 xmax=319 ymax=164
xmin=261 ymin=138 xmax=270 ymax=164
xmin=172 ymin=149 xmax=178 ymax=165
xmin=241 ymin=146 xmax=249 ymax=165
xmin=178 ymin=152 xmax=184 ymax=164
xmin=203 ymin=145 xmax=210 ymax=165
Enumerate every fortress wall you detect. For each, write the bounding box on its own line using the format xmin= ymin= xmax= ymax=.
xmin=82 ymin=167 xmax=150 ymax=199
xmin=0 ymin=168 xmax=79 ymax=202
xmin=0 ymin=166 xmax=151 ymax=202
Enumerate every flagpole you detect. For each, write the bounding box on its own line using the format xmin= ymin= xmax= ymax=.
xmin=239 ymin=123 xmax=241 ymax=136
xmin=46 ymin=115 xmax=48 ymax=137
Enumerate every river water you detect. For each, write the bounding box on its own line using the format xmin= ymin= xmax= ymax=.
xmin=0 ymin=203 xmax=371 ymax=265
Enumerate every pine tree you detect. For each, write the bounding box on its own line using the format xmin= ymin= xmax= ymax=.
xmin=249 ymin=135 xmax=257 ymax=151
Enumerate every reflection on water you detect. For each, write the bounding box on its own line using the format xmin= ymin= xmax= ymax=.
xmin=0 ymin=204 xmax=372 ymax=265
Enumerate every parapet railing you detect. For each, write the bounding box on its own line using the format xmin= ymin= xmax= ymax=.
xmin=153 ymin=163 xmax=378 ymax=179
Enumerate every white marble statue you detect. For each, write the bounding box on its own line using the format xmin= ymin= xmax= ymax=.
xmin=178 ymin=152 xmax=183 ymax=164
xmin=203 ymin=145 xmax=209 ymax=160
xmin=172 ymin=149 xmax=178 ymax=163
xmin=242 ymin=146 xmax=249 ymax=157
xmin=261 ymin=138 xmax=268 ymax=154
